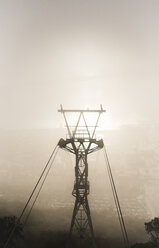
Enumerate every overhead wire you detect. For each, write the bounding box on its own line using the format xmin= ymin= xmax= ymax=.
xmin=104 ymin=152 xmax=127 ymax=248
xmin=23 ymin=147 xmax=59 ymax=226
xmin=3 ymin=143 xmax=58 ymax=248
xmin=103 ymin=144 xmax=129 ymax=248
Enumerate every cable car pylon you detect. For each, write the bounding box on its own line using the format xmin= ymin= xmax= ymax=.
xmin=58 ymin=105 xmax=105 ymax=247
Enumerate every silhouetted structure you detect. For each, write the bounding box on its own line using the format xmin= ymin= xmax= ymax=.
xmin=58 ymin=105 xmax=105 ymax=247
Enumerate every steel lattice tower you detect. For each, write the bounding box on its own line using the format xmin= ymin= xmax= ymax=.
xmin=58 ymin=105 xmax=105 ymax=247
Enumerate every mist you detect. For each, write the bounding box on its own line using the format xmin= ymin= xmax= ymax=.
xmin=1 ymin=0 xmax=159 ymax=129
xmin=0 ymin=125 xmax=158 ymax=246
xmin=1 ymin=0 xmax=159 ymax=247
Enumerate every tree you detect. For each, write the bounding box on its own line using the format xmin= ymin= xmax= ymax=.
xmin=145 ymin=217 xmax=159 ymax=245
xmin=0 ymin=216 xmax=23 ymax=248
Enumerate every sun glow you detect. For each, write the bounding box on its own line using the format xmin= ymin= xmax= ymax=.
xmin=74 ymin=110 xmax=120 ymax=131
xmin=98 ymin=114 xmax=120 ymax=131
xmin=62 ymin=110 xmax=120 ymax=136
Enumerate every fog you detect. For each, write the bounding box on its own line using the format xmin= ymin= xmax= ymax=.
xmin=1 ymin=0 xmax=159 ymax=247
xmin=0 ymin=125 xmax=159 ymax=245
xmin=0 ymin=0 xmax=159 ymax=129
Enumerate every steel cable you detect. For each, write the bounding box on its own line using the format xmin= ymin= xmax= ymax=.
xmin=23 ymin=147 xmax=59 ymax=226
xmin=3 ymin=143 xmax=58 ymax=248
xmin=103 ymin=145 xmax=129 ymax=248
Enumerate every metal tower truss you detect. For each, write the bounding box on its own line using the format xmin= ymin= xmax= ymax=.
xmin=58 ymin=105 xmax=105 ymax=246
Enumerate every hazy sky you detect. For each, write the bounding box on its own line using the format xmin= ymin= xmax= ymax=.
xmin=0 ymin=0 xmax=159 ymax=128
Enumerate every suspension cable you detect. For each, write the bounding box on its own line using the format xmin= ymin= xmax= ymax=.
xmin=3 ymin=143 xmax=58 ymax=248
xmin=23 ymin=147 xmax=59 ymax=226
xmin=103 ymin=145 xmax=129 ymax=248
xmin=105 ymin=151 xmax=127 ymax=248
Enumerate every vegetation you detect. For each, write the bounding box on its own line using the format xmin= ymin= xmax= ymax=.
xmin=0 ymin=216 xmax=23 ymax=248
xmin=2 ymin=215 xmax=159 ymax=248
xmin=145 ymin=218 xmax=159 ymax=245
xmin=132 ymin=218 xmax=159 ymax=248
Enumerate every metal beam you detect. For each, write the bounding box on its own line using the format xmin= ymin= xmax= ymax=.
xmin=58 ymin=109 xmax=106 ymax=113
xmin=58 ymin=104 xmax=106 ymax=113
